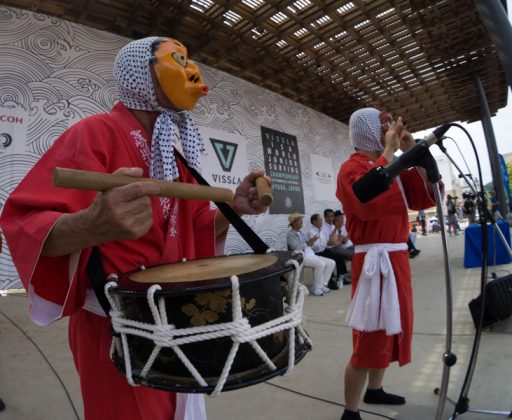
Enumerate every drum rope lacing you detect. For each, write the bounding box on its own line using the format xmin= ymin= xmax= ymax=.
xmin=105 ymin=256 xmax=312 ymax=395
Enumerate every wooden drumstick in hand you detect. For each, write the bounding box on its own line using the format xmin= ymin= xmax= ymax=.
xmin=255 ymin=176 xmax=273 ymax=206
xmin=52 ymin=167 xmax=234 ymax=202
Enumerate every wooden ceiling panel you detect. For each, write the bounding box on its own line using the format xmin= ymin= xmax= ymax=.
xmin=1 ymin=0 xmax=507 ymax=131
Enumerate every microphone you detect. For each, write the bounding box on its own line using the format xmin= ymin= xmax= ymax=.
xmin=423 ymin=124 xmax=451 ymax=147
xmin=352 ymin=123 xmax=450 ymax=203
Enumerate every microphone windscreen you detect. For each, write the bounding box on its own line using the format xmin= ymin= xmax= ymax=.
xmin=352 ymin=166 xmax=392 ymax=203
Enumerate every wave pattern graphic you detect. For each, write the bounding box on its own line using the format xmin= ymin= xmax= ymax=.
xmin=0 ymin=6 xmax=349 ymax=289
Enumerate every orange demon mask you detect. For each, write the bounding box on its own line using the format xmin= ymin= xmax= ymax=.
xmin=152 ymin=38 xmax=208 ymax=111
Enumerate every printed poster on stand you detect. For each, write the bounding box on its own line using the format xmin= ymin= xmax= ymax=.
xmin=310 ymin=154 xmax=336 ymax=202
xmin=261 ymin=126 xmax=304 ymax=214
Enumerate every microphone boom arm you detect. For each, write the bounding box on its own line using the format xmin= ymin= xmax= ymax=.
xmin=352 ymin=141 xmax=433 ymax=203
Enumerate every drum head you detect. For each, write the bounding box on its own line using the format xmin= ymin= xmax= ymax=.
xmin=132 ymin=254 xmax=277 ymax=283
xmin=114 ymin=251 xmax=296 ymax=295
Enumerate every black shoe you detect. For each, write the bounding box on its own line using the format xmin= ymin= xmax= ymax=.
xmin=363 ymin=387 xmax=406 ymax=405
xmin=409 ymin=249 xmax=420 ymax=258
xmin=340 ymin=409 xmax=362 ymax=420
xmin=342 ymin=275 xmax=352 ymax=285
xmin=328 ymin=279 xmax=339 ymax=290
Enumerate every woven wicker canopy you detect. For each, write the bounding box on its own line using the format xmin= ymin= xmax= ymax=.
xmin=3 ymin=0 xmax=508 ymax=131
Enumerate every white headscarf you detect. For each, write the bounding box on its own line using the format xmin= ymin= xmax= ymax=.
xmin=113 ymin=37 xmax=205 ymax=181
xmin=349 ymin=107 xmax=384 ymax=153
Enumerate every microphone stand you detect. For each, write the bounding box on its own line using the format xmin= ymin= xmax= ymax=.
xmin=434 ymin=143 xmax=512 ymax=418
xmin=433 ymin=179 xmax=457 ymax=420
xmin=416 ymin=156 xmax=458 ymax=420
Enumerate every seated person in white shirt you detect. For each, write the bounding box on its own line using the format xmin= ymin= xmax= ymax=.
xmin=321 ymin=208 xmax=337 ymax=245
xmin=286 ymin=212 xmax=335 ymax=296
xmin=333 ymin=210 xmax=355 ymax=261
xmin=309 ymin=213 xmax=350 ymax=287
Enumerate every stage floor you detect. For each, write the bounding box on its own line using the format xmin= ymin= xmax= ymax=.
xmin=1 ymin=228 xmax=511 ymax=419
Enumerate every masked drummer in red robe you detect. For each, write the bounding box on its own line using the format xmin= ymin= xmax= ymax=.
xmin=336 ymin=108 xmax=437 ymax=420
xmin=0 ymin=37 xmax=270 ymax=420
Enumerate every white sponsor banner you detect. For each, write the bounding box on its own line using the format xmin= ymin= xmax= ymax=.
xmin=311 ymin=154 xmax=336 ymax=201
xmin=0 ymin=106 xmax=29 ymax=155
xmin=199 ymin=127 xmax=248 ymax=189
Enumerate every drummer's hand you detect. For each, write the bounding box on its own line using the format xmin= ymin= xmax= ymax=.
xmin=42 ymin=167 xmax=160 ymax=257
xmin=82 ymin=167 xmax=160 ymax=243
xmin=230 ymin=170 xmax=272 ymax=215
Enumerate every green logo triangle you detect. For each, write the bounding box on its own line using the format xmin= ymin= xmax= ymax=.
xmin=210 ymin=138 xmax=238 ymax=172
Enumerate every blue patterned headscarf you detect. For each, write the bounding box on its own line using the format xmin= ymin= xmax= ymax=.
xmin=113 ymin=37 xmax=205 ymax=180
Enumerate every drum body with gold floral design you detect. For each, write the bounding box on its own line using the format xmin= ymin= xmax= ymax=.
xmin=108 ymin=250 xmax=310 ymax=393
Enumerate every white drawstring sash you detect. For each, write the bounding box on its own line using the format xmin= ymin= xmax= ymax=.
xmin=345 ymin=242 xmax=407 ymax=335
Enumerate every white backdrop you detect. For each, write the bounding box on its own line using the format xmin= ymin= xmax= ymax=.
xmin=0 ymin=5 xmax=353 ymax=289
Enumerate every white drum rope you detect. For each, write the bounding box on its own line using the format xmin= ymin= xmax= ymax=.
xmin=105 ymin=256 xmax=311 ymax=394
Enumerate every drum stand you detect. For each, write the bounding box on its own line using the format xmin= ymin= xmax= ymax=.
xmin=433 ymin=149 xmax=512 ymax=419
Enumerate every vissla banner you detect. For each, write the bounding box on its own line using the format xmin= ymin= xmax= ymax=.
xmin=199 ymin=127 xmax=249 ymax=189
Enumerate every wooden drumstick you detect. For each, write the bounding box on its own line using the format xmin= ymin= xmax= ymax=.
xmin=53 ymin=167 xmax=234 ymax=202
xmin=255 ymin=176 xmax=273 ymax=206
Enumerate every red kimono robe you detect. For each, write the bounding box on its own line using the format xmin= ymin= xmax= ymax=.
xmin=0 ymin=102 xmax=216 ymax=419
xmin=336 ymin=152 xmax=436 ymax=368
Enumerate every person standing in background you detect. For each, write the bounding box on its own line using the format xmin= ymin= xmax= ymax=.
xmin=489 ymin=189 xmax=500 ymax=219
xmin=462 ymin=192 xmax=476 ymax=224
xmin=446 ymin=194 xmax=458 ymax=235
xmin=417 ymin=209 xmax=427 ymax=235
